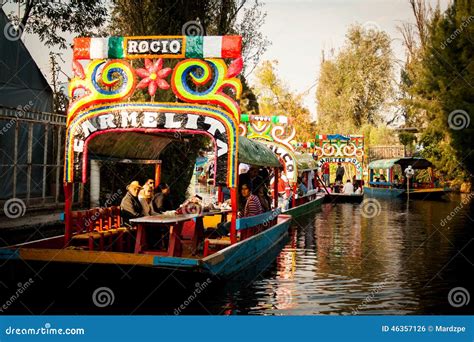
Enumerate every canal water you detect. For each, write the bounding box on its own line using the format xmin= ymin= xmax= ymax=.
xmin=1 ymin=194 xmax=472 ymax=315
xmin=199 ymin=193 xmax=473 ymax=315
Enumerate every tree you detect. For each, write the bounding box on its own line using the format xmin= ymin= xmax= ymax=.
xmin=252 ymin=60 xmax=315 ymax=142
xmin=6 ymin=0 xmax=108 ymax=49
xmin=316 ymin=24 xmax=395 ymax=132
xmin=399 ymin=0 xmax=474 ymax=181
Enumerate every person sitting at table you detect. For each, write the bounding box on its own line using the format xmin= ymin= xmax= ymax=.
xmin=120 ymin=181 xmax=144 ymax=224
xmin=379 ymin=173 xmax=386 ymax=182
xmin=342 ymin=179 xmax=354 ymax=194
xmin=152 ymin=183 xmax=174 ymax=213
xmin=139 ymin=178 xmax=155 ymax=216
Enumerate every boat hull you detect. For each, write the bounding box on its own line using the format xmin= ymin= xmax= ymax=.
xmin=324 ymin=193 xmax=364 ymax=203
xmin=364 ymin=186 xmax=449 ymax=199
xmin=284 ymin=194 xmax=324 ymax=216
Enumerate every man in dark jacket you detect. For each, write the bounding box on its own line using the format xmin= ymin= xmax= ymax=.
xmin=120 ymin=181 xmax=143 ymax=224
xmin=335 ymin=162 xmax=345 ymax=182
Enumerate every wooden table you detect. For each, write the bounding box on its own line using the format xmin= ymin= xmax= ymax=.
xmin=131 ymin=210 xmax=231 ymax=256
xmin=131 ymin=214 xmax=198 ymax=256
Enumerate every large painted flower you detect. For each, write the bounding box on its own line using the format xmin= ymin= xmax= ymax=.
xmin=136 ymin=58 xmax=172 ymax=96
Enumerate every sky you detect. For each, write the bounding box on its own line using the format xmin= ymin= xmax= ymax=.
xmin=3 ymin=0 xmax=450 ymax=120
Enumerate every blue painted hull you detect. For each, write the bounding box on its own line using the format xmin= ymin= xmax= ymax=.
xmin=363 ymin=186 xmax=405 ymax=198
xmin=202 ymin=215 xmax=291 ymax=277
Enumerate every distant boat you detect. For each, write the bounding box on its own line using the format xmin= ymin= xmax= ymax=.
xmin=363 ymin=157 xmax=450 ymax=199
xmin=324 ymin=192 xmax=364 ymax=203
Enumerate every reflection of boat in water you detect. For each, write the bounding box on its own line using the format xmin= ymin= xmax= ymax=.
xmin=0 ymin=34 xmax=292 ymax=293
xmin=364 ymin=158 xmax=450 ymax=199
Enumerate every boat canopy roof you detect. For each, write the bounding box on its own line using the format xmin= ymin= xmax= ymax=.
xmin=295 ymin=153 xmax=318 ymax=171
xmin=88 ymin=132 xmax=280 ymax=167
xmin=238 ymin=136 xmax=281 ymax=167
xmin=368 ymin=157 xmax=433 ymax=170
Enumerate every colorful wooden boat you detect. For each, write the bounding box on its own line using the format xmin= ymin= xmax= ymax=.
xmin=240 ymin=114 xmax=326 ymax=216
xmin=363 ymin=157 xmax=450 ymax=199
xmin=0 ymin=34 xmax=292 ymax=280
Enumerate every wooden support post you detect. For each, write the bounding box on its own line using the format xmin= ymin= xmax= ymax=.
xmin=273 ymin=167 xmax=279 ymax=209
xmin=292 ymin=183 xmax=297 ymax=208
xmin=217 ymin=185 xmax=224 ymax=203
xmin=230 ymin=187 xmax=237 ymax=244
xmin=155 ymin=161 xmax=162 ymax=186
xmin=63 ymin=182 xmax=73 ymax=246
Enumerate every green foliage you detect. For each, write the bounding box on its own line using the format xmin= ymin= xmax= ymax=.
xmin=316 ymin=24 xmax=395 ymax=132
xmin=401 ymin=0 xmax=474 ymax=180
xmin=7 ymin=0 xmax=108 ymax=49
xmin=253 ymin=60 xmax=315 ymax=141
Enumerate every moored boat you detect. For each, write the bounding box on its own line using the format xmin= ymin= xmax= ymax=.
xmin=363 ymin=157 xmax=450 ymax=199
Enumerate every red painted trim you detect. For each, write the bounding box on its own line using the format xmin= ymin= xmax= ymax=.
xmin=230 ymin=187 xmax=237 ymax=244
xmin=273 ymin=167 xmax=279 ymax=209
xmin=63 ymin=182 xmax=73 ymax=246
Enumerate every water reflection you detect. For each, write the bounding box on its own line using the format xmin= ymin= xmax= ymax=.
xmin=229 ymin=194 xmax=473 ymax=315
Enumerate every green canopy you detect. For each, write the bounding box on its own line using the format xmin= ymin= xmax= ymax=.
xmin=238 ymin=136 xmax=281 ymax=167
xmin=368 ymin=158 xmax=433 ymax=170
xmin=295 ymin=153 xmax=318 ymax=171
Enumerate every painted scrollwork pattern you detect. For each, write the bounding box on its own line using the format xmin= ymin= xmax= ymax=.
xmin=68 ymin=59 xmax=137 ymax=125
xmin=171 ymin=58 xmax=242 ymax=120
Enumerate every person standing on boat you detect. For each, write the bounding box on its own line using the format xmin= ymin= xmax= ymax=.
xmin=120 ymin=181 xmax=144 ymax=224
xmin=322 ymin=162 xmax=330 ymax=186
xmin=342 ymin=179 xmax=354 ymax=194
xmin=335 ymin=162 xmax=345 ymax=182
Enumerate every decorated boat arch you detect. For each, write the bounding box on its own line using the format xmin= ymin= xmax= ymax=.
xmin=64 ymin=35 xmax=247 ymax=243
xmin=313 ymin=134 xmax=364 ymax=180
xmin=239 ymin=114 xmax=299 ymax=184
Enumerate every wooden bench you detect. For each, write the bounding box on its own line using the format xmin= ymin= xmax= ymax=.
xmin=69 ymin=206 xmax=131 ymax=251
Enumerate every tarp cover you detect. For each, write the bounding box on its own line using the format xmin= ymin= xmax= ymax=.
xmin=368 ymin=158 xmax=433 ymax=170
xmin=0 ymin=9 xmax=53 ymax=112
xmin=295 ymin=153 xmax=318 ymax=171
xmin=238 ymin=136 xmax=281 ymax=167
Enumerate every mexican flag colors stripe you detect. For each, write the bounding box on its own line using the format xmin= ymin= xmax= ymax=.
xmin=73 ymin=36 xmax=241 ymax=60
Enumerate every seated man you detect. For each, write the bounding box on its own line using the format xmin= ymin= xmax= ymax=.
xmin=342 ymin=179 xmax=354 ymax=194
xmin=120 ymin=181 xmax=144 ymax=224
xmin=297 ymin=177 xmax=308 ymax=197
